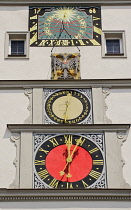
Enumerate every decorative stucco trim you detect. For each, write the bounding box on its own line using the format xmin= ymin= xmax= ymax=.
xmin=0 ymin=189 xmax=131 ymax=201
xmin=7 ymin=124 xmax=130 ymax=133
xmin=117 ymin=132 xmax=130 ymax=188
xmin=24 ymin=89 xmax=33 ymax=124
xmin=1 ymin=79 xmax=131 ymax=89
xmin=102 ymin=88 xmax=112 ymax=124
xmin=9 ymin=134 xmax=21 ymax=189
xmin=0 ymin=0 xmax=131 ymax=5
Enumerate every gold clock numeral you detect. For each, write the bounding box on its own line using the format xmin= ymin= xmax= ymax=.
xmin=93 ymin=17 xmax=100 ymax=21
xmin=89 ymin=8 xmax=96 ymax=13
xmin=64 ymin=135 xmax=72 ymax=145
xmin=89 ymin=147 xmax=99 ymax=154
xmin=30 ymin=32 xmax=37 ymax=45
xmin=38 ymin=169 xmax=49 ymax=180
xmin=90 ymin=39 xmax=100 ymax=45
xmin=81 ymin=180 xmax=88 ymax=188
xmin=89 ymin=170 xmax=101 ymax=179
xmin=35 ymin=160 xmax=45 ymax=165
xmin=75 ymin=137 xmax=86 ymax=146
xmin=94 ymin=26 xmax=102 ymax=35
xmin=39 ymin=148 xmax=49 ymax=154
xmin=49 ymin=138 xmax=59 ymax=147
xmin=49 ymin=178 xmax=59 ymax=188
xmin=93 ymin=160 xmax=104 ymax=165
xmin=34 ymin=8 xmax=41 ymax=14
xmin=66 ymin=182 xmax=73 ymax=189
xmin=30 ymin=23 xmax=37 ymax=32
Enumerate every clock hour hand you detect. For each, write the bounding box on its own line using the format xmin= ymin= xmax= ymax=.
xmin=59 ymin=136 xmax=82 ymax=176
xmin=63 ymin=93 xmax=72 ymax=123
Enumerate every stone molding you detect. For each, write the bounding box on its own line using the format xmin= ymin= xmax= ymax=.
xmin=0 ymin=0 xmax=131 ymax=5
xmin=7 ymin=124 xmax=130 ymax=133
xmin=9 ymin=134 xmax=21 ymax=189
xmin=117 ymin=132 xmax=130 ymax=188
xmin=0 ymin=189 xmax=131 ymax=201
xmin=1 ymin=79 xmax=131 ymax=89
xmin=24 ymin=89 xmax=33 ymax=124
xmin=102 ymin=88 xmax=112 ymax=124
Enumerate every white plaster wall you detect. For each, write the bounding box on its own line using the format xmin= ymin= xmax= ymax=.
xmin=106 ymin=89 xmax=131 ymax=124
xmin=0 ymin=6 xmax=131 ymax=79
xmin=106 ymin=89 xmax=131 ymax=186
xmin=0 ymin=90 xmax=29 ymax=188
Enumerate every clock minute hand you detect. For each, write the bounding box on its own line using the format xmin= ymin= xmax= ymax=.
xmin=70 ymin=136 xmax=82 ymax=158
xmin=59 ymin=136 xmax=82 ymax=176
xmin=64 ymin=93 xmax=71 ymax=123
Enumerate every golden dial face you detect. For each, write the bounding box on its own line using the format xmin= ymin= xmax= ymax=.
xmin=45 ymin=89 xmax=91 ymax=124
xmin=52 ymin=95 xmax=83 ymax=120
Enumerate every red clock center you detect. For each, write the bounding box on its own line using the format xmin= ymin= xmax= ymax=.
xmin=46 ymin=145 xmax=93 ymax=182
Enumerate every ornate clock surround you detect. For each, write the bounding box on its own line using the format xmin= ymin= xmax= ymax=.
xmin=8 ymin=124 xmax=129 ymax=190
xmin=34 ymin=133 xmax=106 ymax=189
xmin=44 ymin=88 xmax=93 ymax=124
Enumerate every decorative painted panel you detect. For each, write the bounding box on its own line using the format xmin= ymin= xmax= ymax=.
xmin=33 ymin=133 xmax=106 ymax=189
xmin=29 ymin=6 xmax=102 ymax=47
xmin=44 ymin=88 xmax=93 ymax=124
xmin=51 ymin=53 xmax=80 ymax=80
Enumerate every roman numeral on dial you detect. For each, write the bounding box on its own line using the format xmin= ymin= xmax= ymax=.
xmin=39 ymin=148 xmax=49 ymax=154
xmin=66 ymin=182 xmax=73 ymax=189
xmin=38 ymin=169 xmax=49 ymax=180
xmin=93 ymin=160 xmax=103 ymax=165
xmin=64 ymin=135 xmax=72 ymax=145
xmin=49 ymin=178 xmax=59 ymax=188
xmin=81 ymin=180 xmax=88 ymax=188
xmin=89 ymin=170 xmax=101 ymax=179
xmin=35 ymin=160 xmax=45 ymax=165
xmin=49 ymin=138 xmax=59 ymax=147
xmin=89 ymin=147 xmax=99 ymax=154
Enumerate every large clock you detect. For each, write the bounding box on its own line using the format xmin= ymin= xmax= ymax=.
xmin=34 ymin=133 xmax=106 ymax=189
xmin=44 ymin=89 xmax=93 ymax=124
xmin=29 ymin=6 xmax=102 ymax=47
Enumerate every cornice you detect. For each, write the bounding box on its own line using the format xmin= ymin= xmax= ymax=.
xmin=1 ymin=79 xmax=131 ymax=89
xmin=7 ymin=124 xmax=130 ymax=133
xmin=0 ymin=189 xmax=131 ymax=201
xmin=0 ymin=0 xmax=131 ymax=6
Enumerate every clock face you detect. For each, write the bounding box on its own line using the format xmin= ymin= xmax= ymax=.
xmin=44 ymin=89 xmax=92 ymax=124
xmin=34 ymin=134 xmax=106 ymax=189
xmin=38 ymin=8 xmax=93 ymax=40
xmin=29 ymin=6 xmax=102 ymax=47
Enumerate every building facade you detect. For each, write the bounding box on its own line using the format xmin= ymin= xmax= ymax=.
xmin=0 ymin=0 xmax=131 ymax=209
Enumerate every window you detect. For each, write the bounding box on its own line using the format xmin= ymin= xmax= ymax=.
xmin=102 ymin=31 xmax=127 ymax=58
xmin=5 ymin=32 xmax=29 ymax=59
xmin=106 ymin=39 xmax=120 ymax=54
xmin=10 ymin=40 xmax=24 ymax=55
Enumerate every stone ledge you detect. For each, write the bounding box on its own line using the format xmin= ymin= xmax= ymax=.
xmin=7 ymin=124 xmax=130 ymax=133
xmin=0 ymin=0 xmax=131 ymax=6
xmin=1 ymin=79 xmax=131 ymax=89
xmin=0 ymin=189 xmax=131 ymax=201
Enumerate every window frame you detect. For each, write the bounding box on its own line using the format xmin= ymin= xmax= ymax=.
xmin=102 ymin=30 xmax=127 ymax=58
xmin=5 ymin=32 xmax=29 ymax=59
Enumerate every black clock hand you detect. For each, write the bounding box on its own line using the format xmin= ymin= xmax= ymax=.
xmin=51 ymin=20 xmax=65 ymax=53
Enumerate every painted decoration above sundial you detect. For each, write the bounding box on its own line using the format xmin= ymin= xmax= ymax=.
xmin=29 ymin=6 xmax=102 ymax=47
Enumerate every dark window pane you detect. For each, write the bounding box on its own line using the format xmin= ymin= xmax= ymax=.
xmin=106 ymin=39 xmax=120 ymax=54
xmin=11 ymin=40 xmax=24 ymax=55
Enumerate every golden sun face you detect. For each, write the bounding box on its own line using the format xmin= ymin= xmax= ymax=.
xmin=53 ymin=7 xmax=77 ymax=22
